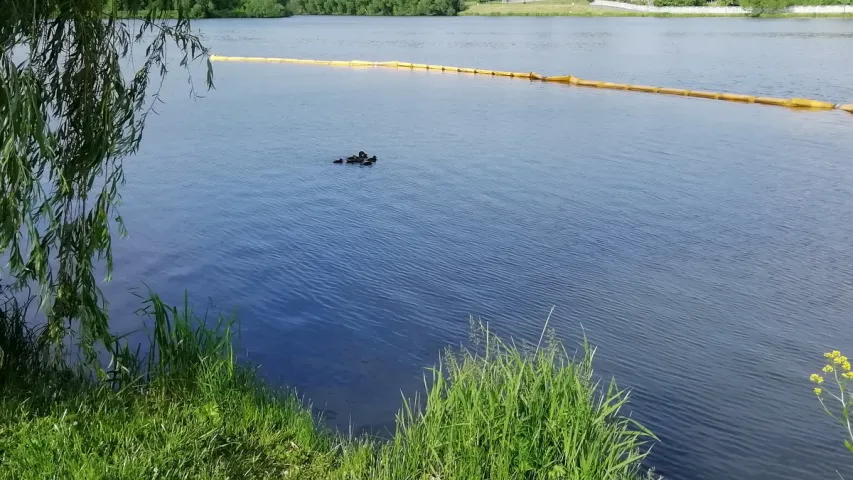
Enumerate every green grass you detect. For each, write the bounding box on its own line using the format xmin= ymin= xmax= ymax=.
xmin=459 ymin=0 xmax=853 ymax=16
xmin=460 ymin=0 xmax=651 ymax=16
xmin=0 ymin=293 xmax=656 ymax=479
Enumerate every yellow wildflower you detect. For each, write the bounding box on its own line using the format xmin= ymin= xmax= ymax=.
xmin=810 ymin=374 xmax=825 ymax=384
xmin=815 ymin=388 xmax=823 ymax=395
xmin=825 ymin=352 xmax=834 ymax=359
xmin=834 ymin=355 xmax=849 ymax=366
xmin=844 ymin=372 xmax=853 ymax=380
xmin=824 ymin=365 xmax=835 ymax=373
xmin=844 ymin=361 xmax=851 ymax=372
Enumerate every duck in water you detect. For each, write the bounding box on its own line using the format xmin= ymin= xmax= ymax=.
xmin=368 ymin=155 xmax=377 ymax=162
xmin=333 ymin=158 xmax=344 ymax=164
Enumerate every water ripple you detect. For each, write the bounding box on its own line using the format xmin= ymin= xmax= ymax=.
xmin=106 ymin=17 xmax=853 ymax=480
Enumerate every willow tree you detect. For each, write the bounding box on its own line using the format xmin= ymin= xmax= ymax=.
xmin=0 ymin=3 xmax=212 ymax=355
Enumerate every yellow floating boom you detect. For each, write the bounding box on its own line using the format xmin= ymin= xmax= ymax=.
xmin=208 ymin=55 xmax=850 ymax=115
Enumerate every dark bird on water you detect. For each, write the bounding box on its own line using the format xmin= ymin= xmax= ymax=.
xmin=337 ymin=151 xmax=377 ymax=166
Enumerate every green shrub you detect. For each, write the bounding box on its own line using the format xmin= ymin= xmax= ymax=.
xmin=298 ymin=0 xmax=464 ymax=16
xmin=653 ymin=0 xmax=706 ymax=7
xmin=739 ymin=0 xmax=790 ymax=11
xmin=239 ymin=0 xmax=291 ymax=16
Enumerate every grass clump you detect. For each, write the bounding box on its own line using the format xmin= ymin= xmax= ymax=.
xmin=373 ymin=322 xmax=656 ymax=479
xmin=0 ymin=293 xmax=655 ymax=479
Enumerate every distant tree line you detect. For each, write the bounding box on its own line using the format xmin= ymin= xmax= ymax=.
xmin=295 ymin=0 xmax=464 ymax=15
xmin=112 ymin=0 xmax=292 ymax=17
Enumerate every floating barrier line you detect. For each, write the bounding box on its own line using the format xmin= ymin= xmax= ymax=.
xmin=209 ymin=55 xmax=852 ymax=114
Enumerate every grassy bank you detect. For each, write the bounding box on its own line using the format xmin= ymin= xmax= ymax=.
xmin=461 ymin=0 xmax=652 ymax=16
xmin=0 ymin=294 xmax=655 ymax=479
xmin=460 ymin=0 xmax=853 ymax=16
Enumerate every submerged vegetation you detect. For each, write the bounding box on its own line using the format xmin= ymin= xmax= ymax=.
xmin=0 ymin=291 xmax=656 ymax=479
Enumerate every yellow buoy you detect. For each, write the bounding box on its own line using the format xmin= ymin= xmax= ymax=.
xmin=687 ymin=91 xmax=721 ymax=100
xmin=754 ymin=97 xmax=790 ymax=107
xmin=206 ymin=54 xmax=849 ymax=116
xmin=789 ymin=98 xmax=835 ymax=110
xmin=599 ymin=82 xmax=630 ymax=90
xmin=657 ymin=87 xmax=689 ymax=96
xmin=719 ymin=93 xmax=753 ymax=103
xmin=576 ymin=79 xmax=603 ymax=87
xmin=542 ymin=76 xmax=575 ymax=84
xmin=627 ymin=85 xmax=658 ymax=93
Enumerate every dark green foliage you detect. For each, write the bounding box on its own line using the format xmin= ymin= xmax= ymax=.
xmin=738 ymin=0 xmax=791 ymax=12
xmin=298 ymin=0 xmax=463 ymax=16
xmin=114 ymin=0 xmax=293 ymax=17
xmin=653 ymin=0 xmax=707 ymax=6
xmin=237 ymin=0 xmax=291 ymax=17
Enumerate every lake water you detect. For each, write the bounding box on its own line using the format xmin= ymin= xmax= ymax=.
xmin=106 ymin=17 xmax=853 ymax=480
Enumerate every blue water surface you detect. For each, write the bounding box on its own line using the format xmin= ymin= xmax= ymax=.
xmin=106 ymin=17 xmax=853 ymax=480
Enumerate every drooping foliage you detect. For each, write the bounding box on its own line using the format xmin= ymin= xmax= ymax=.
xmin=0 ymin=2 xmax=213 ymax=356
xmin=297 ymin=0 xmax=464 ymax=16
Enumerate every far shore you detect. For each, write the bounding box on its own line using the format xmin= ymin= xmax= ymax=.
xmin=460 ymin=0 xmax=853 ymax=16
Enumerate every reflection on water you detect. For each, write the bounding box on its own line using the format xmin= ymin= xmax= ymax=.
xmin=106 ymin=17 xmax=853 ymax=480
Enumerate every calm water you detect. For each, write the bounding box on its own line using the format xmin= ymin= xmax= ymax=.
xmin=106 ymin=17 xmax=853 ymax=480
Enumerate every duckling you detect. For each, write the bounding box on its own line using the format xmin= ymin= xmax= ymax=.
xmin=368 ymin=155 xmax=377 ymax=162
xmin=333 ymin=158 xmax=344 ymax=164
xmin=346 ymin=158 xmax=360 ymax=164
xmin=362 ymin=160 xmax=374 ymax=166
xmin=358 ymin=151 xmax=367 ymax=159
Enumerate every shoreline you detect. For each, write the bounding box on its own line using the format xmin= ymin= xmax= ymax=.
xmin=459 ymin=1 xmax=853 ymax=17
xmin=116 ymin=8 xmax=293 ymax=19
xmin=117 ymin=5 xmax=853 ymax=17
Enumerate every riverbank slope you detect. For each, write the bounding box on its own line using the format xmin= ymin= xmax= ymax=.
xmin=0 ymin=294 xmax=656 ymax=479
